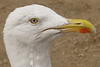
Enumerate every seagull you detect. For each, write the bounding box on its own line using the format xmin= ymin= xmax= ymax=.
xmin=3 ymin=4 xmax=96 ymax=67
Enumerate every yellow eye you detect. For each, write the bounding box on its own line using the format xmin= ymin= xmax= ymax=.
xmin=30 ymin=18 xmax=38 ymax=24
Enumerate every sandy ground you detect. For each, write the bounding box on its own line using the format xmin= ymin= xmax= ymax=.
xmin=0 ymin=0 xmax=100 ymax=67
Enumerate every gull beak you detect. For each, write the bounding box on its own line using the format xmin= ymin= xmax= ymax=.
xmin=57 ymin=19 xmax=96 ymax=33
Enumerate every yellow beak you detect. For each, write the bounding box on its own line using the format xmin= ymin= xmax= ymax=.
xmin=58 ymin=19 xmax=96 ymax=33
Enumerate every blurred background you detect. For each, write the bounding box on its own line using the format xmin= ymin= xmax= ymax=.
xmin=0 ymin=0 xmax=100 ymax=67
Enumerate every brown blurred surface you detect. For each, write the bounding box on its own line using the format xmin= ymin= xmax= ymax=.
xmin=0 ymin=0 xmax=100 ymax=67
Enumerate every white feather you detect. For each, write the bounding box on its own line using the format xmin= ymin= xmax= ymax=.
xmin=3 ymin=4 xmax=68 ymax=67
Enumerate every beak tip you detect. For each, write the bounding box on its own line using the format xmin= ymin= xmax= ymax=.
xmin=92 ymin=29 xmax=97 ymax=33
xmin=92 ymin=26 xmax=96 ymax=33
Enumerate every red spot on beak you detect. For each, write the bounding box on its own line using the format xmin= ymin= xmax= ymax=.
xmin=80 ymin=28 xmax=90 ymax=33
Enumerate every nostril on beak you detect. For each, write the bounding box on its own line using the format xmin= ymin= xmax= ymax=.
xmin=75 ymin=23 xmax=81 ymax=25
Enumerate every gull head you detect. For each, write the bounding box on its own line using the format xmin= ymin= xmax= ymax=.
xmin=4 ymin=5 xmax=68 ymax=43
xmin=4 ymin=4 xmax=96 ymax=43
xmin=3 ymin=4 xmax=96 ymax=67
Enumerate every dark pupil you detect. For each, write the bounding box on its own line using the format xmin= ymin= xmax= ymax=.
xmin=32 ymin=19 xmax=37 ymax=23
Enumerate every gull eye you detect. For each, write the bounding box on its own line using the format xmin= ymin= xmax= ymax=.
xmin=30 ymin=18 xmax=38 ymax=24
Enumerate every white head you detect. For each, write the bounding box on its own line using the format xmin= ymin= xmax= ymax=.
xmin=4 ymin=4 xmax=68 ymax=44
xmin=3 ymin=4 xmax=68 ymax=67
xmin=3 ymin=4 xmax=95 ymax=67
